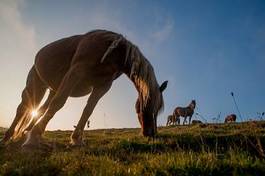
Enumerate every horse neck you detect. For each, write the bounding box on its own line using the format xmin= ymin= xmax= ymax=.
xmin=188 ymin=103 xmax=195 ymax=110
xmin=127 ymin=73 xmax=157 ymax=108
xmin=123 ymin=49 xmax=162 ymax=113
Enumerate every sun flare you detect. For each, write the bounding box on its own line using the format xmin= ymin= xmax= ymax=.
xmin=31 ymin=110 xmax=38 ymax=118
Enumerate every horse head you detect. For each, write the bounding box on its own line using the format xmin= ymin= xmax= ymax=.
xmin=190 ymin=100 xmax=196 ymax=110
xmin=135 ymin=80 xmax=168 ymax=137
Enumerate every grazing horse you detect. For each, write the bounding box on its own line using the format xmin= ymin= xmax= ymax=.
xmin=173 ymin=100 xmax=196 ymax=125
xmin=192 ymin=120 xmax=203 ymax=124
xmin=1 ymin=30 xmax=168 ymax=147
xmin=166 ymin=115 xmax=180 ymax=126
xmin=224 ymin=114 xmax=236 ymax=123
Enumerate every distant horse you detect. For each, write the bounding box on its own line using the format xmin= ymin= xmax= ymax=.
xmin=172 ymin=100 xmax=196 ymax=125
xmin=1 ymin=30 xmax=168 ymax=147
xmin=166 ymin=115 xmax=180 ymax=126
xmin=192 ymin=120 xmax=203 ymax=124
xmin=224 ymin=114 xmax=237 ymax=123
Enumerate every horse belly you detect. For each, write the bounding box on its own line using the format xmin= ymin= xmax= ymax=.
xmin=70 ymin=81 xmax=93 ymax=97
xmin=175 ymin=108 xmax=185 ymax=116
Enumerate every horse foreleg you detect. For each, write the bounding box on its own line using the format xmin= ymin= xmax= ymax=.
xmin=70 ymin=83 xmax=112 ymax=146
xmin=183 ymin=117 xmax=187 ymax=125
xmin=188 ymin=116 xmax=192 ymax=125
xmin=22 ymin=68 xmax=83 ymax=148
xmin=176 ymin=116 xmax=180 ymax=125
xmin=171 ymin=117 xmax=174 ymax=125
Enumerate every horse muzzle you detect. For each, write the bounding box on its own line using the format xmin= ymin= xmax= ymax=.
xmin=142 ymin=128 xmax=156 ymax=137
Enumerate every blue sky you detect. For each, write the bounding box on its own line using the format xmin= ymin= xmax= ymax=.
xmin=0 ymin=0 xmax=264 ymax=130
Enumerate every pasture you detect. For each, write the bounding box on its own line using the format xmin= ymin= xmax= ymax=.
xmin=1 ymin=121 xmax=265 ymax=176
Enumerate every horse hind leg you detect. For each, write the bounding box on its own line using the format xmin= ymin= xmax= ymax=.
xmin=166 ymin=117 xmax=171 ymax=126
xmin=1 ymin=67 xmax=47 ymax=143
xmin=188 ymin=116 xmax=192 ymax=125
xmin=173 ymin=111 xmax=180 ymax=125
xmin=24 ymin=90 xmax=55 ymax=132
xmin=23 ymin=67 xmax=86 ymax=148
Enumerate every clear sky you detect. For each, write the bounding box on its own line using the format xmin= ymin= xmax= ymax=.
xmin=0 ymin=0 xmax=264 ymax=130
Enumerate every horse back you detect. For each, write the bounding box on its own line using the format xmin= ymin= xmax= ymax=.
xmin=34 ymin=30 xmax=125 ymax=91
xmin=174 ymin=107 xmax=194 ymax=117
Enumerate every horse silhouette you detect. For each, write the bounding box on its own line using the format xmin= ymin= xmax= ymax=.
xmin=192 ymin=120 xmax=203 ymax=124
xmin=1 ymin=30 xmax=168 ymax=147
xmin=224 ymin=114 xmax=236 ymax=123
xmin=167 ymin=100 xmax=196 ymax=125
xmin=166 ymin=115 xmax=180 ymax=126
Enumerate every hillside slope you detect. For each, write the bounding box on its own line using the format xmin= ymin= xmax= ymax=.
xmin=1 ymin=122 xmax=265 ymax=175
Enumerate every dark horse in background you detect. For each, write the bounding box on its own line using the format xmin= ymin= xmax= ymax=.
xmin=167 ymin=100 xmax=196 ymax=125
xmin=224 ymin=114 xmax=236 ymax=123
xmin=166 ymin=115 xmax=179 ymax=126
xmin=1 ymin=30 xmax=168 ymax=148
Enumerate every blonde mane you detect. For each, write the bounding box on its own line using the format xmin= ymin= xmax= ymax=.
xmin=92 ymin=30 xmax=164 ymax=113
xmin=96 ymin=31 xmax=164 ymax=114
xmin=126 ymin=42 xmax=164 ymax=114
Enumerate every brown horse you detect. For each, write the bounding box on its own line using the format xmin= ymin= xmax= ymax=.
xmin=224 ymin=114 xmax=236 ymax=123
xmin=1 ymin=30 xmax=168 ymax=147
xmin=192 ymin=120 xmax=203 ymax=124
xmin=166 ymin=115 xmax=180 ymax=126
xmin=172 ymin=100 xmax=196 ymax=125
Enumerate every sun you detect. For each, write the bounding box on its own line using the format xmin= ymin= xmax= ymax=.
xmin=31 ymin=110 xmax=39 ymax=118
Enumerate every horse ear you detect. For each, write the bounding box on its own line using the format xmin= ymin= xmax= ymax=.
xmin=159 ymin=80 xmax=168 ymax=92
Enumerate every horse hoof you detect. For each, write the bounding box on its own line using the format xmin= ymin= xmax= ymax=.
xmin=69 ymin=142 xmax=84 ymax=147
xmin=22 ymin=138 xmax=40 ymax=149
xmin=22 ymin=135 xmax=52 ymax=151
xmin=22 ymin=130 xmax=42 ymax=148
xmin=0 ymin=130 xmax=13 ymax=144
xmin=22 ymin=142 xmax=39 ymax=151
xmin=22 ymin=141 xmax=52 ymax=151
xmin=69 ymin=139 xmax=84 ymax=147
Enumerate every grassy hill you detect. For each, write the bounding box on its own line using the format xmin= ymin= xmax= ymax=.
xmin=1 ymin=121 xmax=265 ymax=176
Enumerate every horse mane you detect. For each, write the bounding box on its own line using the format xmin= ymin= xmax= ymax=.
xmin=97 ymin=30 xmax=163 ymax=115
xmin=127 ymin=43 xmax=163 ymax=114
xmin=188 ymin=100 xmax=196 ymax=109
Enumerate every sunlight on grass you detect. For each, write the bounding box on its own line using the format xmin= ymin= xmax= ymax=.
xmin=1 ymin=121 xmax=265 ymax=175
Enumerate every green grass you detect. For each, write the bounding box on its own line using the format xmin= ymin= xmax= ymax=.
xmin=1 ymin=121 xmax=265 ymax=176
